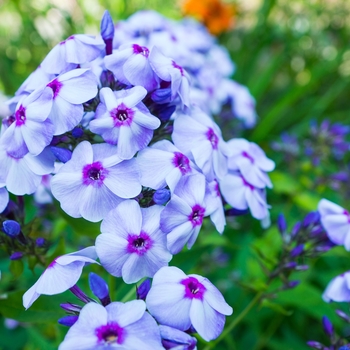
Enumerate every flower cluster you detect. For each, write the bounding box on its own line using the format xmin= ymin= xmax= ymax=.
xmin=0 ymin=9 xmax=274 ymax=348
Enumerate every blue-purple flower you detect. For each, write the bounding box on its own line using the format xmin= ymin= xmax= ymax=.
xmin=96 ymin=200 xmax=172 ymax=283
xmin=146 ymin=266 xmax=233 ymax=342
xmin=59 ymin=300 xmax=163 ymax=350
xmin=89 ymin=86 xmax=160 ymax=160
xmin=51 ymin=141 xmax=141 ymax=222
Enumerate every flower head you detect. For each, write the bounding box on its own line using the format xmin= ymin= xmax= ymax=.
xmin=146 ymin=266 xmax=233 ymax=341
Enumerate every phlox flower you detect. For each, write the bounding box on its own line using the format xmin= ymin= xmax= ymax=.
xmin=89 ymin=86 xmax=160 ymax=160
xmin=59 ymin=300 xmax=163 ymax=350
xmin=227 ymin=138 xmax=275 ymax=188
xmin=149 ymin=46 xmax=191 ymax=108
xmin=318 ymin=199 xmax=350 ymax=250
xmin=0 ymin=88 xmax=53 ymax=158
xmin=146 ymin=266 xmax=233 ymax=342
xmin=160 ymin=173 xmax=210 ymax=254
xmin=172 ymin=108 xmax=229 ymax=181
xmin=0 ymin=146 xmax=55 ymax=196
xmin=46 ymin=69 xmax=98 ymax=135
xmin=96 ymin=200 xmax=172 ymax=284
xmin=219 ymin=171 xmax=269 ymax=220
xmin=323 ymin=271 xmax=350 ymax=302
xmin=51 ymin=141 xmax=141 ymax=222
xmin=23 ymin=247 xmax=98 ymax=309
xmin=105 ymin=44 xmax=159 ymax=91
xmin=41 ymin=34 xmax=105 ymax=75
xmin=137 ymin=140 xmax=198 ymax=192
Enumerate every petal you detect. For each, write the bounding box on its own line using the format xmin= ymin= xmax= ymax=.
xmin=96 ymin=233 xmax=129 ymax=277
xmin=190 ymin=298 xmax=226 ymax=341
xmin=106 ymin=300 xmax=145 ymax=327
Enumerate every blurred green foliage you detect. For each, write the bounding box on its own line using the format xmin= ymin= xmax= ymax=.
xmin=1 ymin=0 xmax=350 ymax=349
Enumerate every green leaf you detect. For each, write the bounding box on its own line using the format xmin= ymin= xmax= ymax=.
xmin=293 ymin=192 xmax=321 ymax=211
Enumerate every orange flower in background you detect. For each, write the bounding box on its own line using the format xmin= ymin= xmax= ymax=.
xmin=181 ymin=0 xmax=236 ymax=35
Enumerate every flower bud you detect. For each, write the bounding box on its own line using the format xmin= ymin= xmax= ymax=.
xmin=36 ymin=237 xmax=46 ymax=247
xmin=153 ymin=189 xmax=171 ymax=205
xmin=303 ymin=211 xmax=320 ymax=227
xmin=58 ymin=315 xmax=79 ymax=327
xmin=89 ymin=273 xmax=111 ymax=306
xmin=322 ymin=316 xmax=333 ymax=337
xmin=290 ymin=244 xmax=304 ymax=257
xmin=2 ymin=220 xmax=21 ymax=237
xmin=306 ymin=341 xmax=323 ymax=349
xmin=71 ymin=127 xmax=84 ymax=139
xmin=10 ymin=252 xmax=23 ymax=260
xmin=277 ymin=213 xmax=287 ymax=233
xmin=50 ymin=146 xmax=72 ymax=163
xmin=100 ymin=10 xmax=114 ymax=55
xmin=136 ymin=279 xmax=151 ymax=300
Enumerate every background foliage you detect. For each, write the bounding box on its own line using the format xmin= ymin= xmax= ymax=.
xmin=1 ymin=0 xmax=350 ymax=349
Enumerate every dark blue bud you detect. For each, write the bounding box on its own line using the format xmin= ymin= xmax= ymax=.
xmin=156 ymin=104 xmax=176 ymax=122
xmin=100 ymin=11 xmax=114 ymax=55
xmin=101 ymin=10 xmax=114 ymax=44
xmin=10 ymin=252 xmax=23 ymax=260
xmin=36 ymin=237 xmax=45 ymax=247
xmin=153 ymin=189 xmax=171 ymax=205
xmin=290 ymin=244 xmax=304 ymax=257
xmin=137 ymin=279 xmax=151 ymax=300
xmin=71 ymin=127 xmax=84 ymax=138
xmin=89 ymin=273 xmax=111 ymax=306
xmin=306 ymin=341 xmax=324 ymax=349
xmin=303 ymin=211 xmax=320 ymax=227
xmin=287 ymin=280 xmax=300 ymax=289
xmin=291 ymin=221 xmax=301 ymax=236
xmin=322 ymin=316 xmax=333 ymax=337
xmin=58 ymin=315 xmax=79 ymax=327
xmin=50 ymin=146 xmax=72 ymax=163
xmin=100 ymin=70 xmax=116 ymax=88
xmin=284 ymin=262 xmax=297 ymax=269
xmin=336 ymin=309 xmax=350 ymax=323
xmin=2 ymin=220 xmax=21 ymax=237
xmin=338 ymin=346 xmax=350 ymax=350
xmin=277 ymin=213 xmax=287 ymax=234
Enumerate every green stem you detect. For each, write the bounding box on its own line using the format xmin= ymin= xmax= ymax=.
xmin=203 ymin=291 xmax=264 ymax=350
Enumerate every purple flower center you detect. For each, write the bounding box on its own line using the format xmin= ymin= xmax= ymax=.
xmin=189 ymin=204 xmax=205 ymax=227
xmin=47 ymin=259 xmax=57 ymax=269
xmin=206 ymin=128 xmax=219 ymax=150
xmin=95 ymin=322 xmax=125 ymax=345
xmin=82 ymin=161 xmax=108 ymax=187
xmin=127 ymin=231 xmax=153 ymax=255
xmin=172 ymin=61 xmax=184 ymax=76
xmin=110 ymin=103 xmax=134 ymax=127
xmin=181 ymin=277 xmax=206 ymax=300
xmin=132 ymin=44 xmax=149 ymax=57
xmin=241 ymin=176 xmax=254 ymax=191
xmin=173 ymin=152 xmax=191 ymax=175
xmin=15 ymin=105 xmax=26 ymax=126
xmin=242 ymin=151 xmax=254 ymax=163
xmin=47 ymin=79 xmax=63 ymax=99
